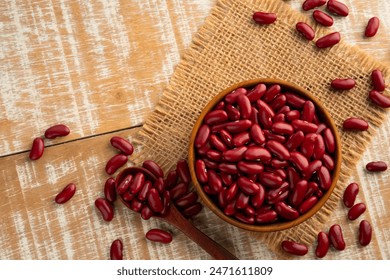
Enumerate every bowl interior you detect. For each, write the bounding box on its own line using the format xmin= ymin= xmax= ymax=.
xmin=188 ymin=78 xmax=342 ymax=232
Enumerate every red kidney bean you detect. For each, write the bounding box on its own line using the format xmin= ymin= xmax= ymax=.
xmin=313 ymin=10 xmax=334 ymax=27
xmin=281 ymin=240 xmax=308 ymax=256
xmin=275 ymin=202 xmax=299 ymax=220
xmin=153 ymin=177 xmax=164 ymax=195
xmin=226 ymin=182 xmax=238 ymax=201
xmin=110 ymin=239 xmax=123 ymax=260
xmin=117 ymin=174 xmax=133 ymax=195
xmin=343 ymin=117 xmax=369 ymax=131
xmin=273 ymin=113 xmax=286 ymax=123
xmin=315 ymin=232 xmax=329 ymax=258
xmin=175 ymin=192 xmax=198 ymax=209
xmin=343 ymin=182 xmax=359 ymax=208
xmin=289 ymin=151 xmax=309 ymax=172
xmin=247 ymin=83 xmax=266 ymax=101
xmin=195 ymin=159 xmax=208 ymax=184
xmin=225 ymin=88 xmax=247 ymax=104
xmin=290 ymin=180 xmax=308 ymax=207
xmin=301 ymin=101 xmax=315 ymax=123
xmin=315 ymin=189 xmax=324 ymax=198
xmin=204 ymin=157 xmax=219 ymax=170
xmin=122 ymin=191 xmax=135 ymax=201
xmin=237 ymin=161 xmax=264 ymax=174
xmin=225 ymin=104 xmax=241 ymax=121
xmin=219 ymin=163 xmax=239 ymax=174
xmin=142 ymin=160 xmax=164 ymax=178
xmin=266 ymin=140 xmax=290 ymax=160
xmin=255 ymin=210 xmax=278 ymax=223
xmin=176 ymin=159 xmax=191 ymax=184
xmin=315 ymin=32 xmax=341 ymax=48
xmin=204 ymin=110 xmax=228 ymax=125
xmin=141 ymin=205 xmax=154 ymax=220
xmin=302 ymin=0 xmax=326 ymax=11
xmin=225 ymin=120 xmax=252 ymax=133
xmin=220 ymin=172 xmax=233 ymax=186
xmin=262 ymin=85 xmax=280 ymax=103
xmin=274 ymin=169 xmax=287 ymax=180
xmin=105 ymin=154 xmax=128 ymax=175
xmin=271 ymin=159 xmax=289 ymax=169
xmin=29 ymin=137 xmax=44 ymax=160
xmin=234 ymin=212 xmax=255 ymax=224
xmin=264 ymin=130 xmax=286 ymax=143
xmin=95 ymin=198 xmax=114 ymax=221
xmin=277 ymin=105 xmax=291 ymax=114
xmin=208 ymin=170 xmax=223 ymax=193
xmin=182 ymin=202 xmax=202 ymax=218
xmin=291 ymin=119 xmax=318 ymax=133
xmin=318 ymin=166 xmax=332 ymax=190
xmin=270 ymin=94 xmax=287 ymax=112
xmin=55 ymin=183 xmax=76 ymax=204
xmin=129 ymin=172 xmax=145 ymax=194
xmin=371 ymin=69 xmax=386 ymax=92
xmin=164 ymin=170 xmax=178 ymax=190
xmin=215 ymin=101 xmax=225 ymax=110
xmin=219 ymin=129 xmax=234 ymax=148
xmin=146 ymin=229 xmax=172 ymax=244
xmin=244 ymin=205 xmax=255 ymax=216
xmin=268 ymin=189 xmax=289 ymax=205
xmin=104 ymin=177 xmax=117 ymax=203
xmin=170 ymin=182 xmax=189 ymax=200
xmin=285 ymin=131 xmax=305 ymax=151
xmin=44 ymin=124 xmax=70 ymax=139
xmin=331 ymin=78 xmax=356 ymax=90
xmin=365 ymin=17 xmax=380 ymax=37
xmin=257 ymin=99 xmax=276 ymax=117
xmin=285 ymin=93 xmax=306 ymax=109
xmin=359 ymin=220 xmax=372 ymax=246
xmin=160 ymin=190 xmax=171 ymax=216
xmin=110 ymin=136 xmax=134 ymax=156
xmin=267 ymin=182 xmax=289 ymax=202
xmin=232 ymin=132 xmax=251 ymax=147
xmin=285 ymin=110 xmax=301 ymax=122
xmin=259 ymin=172 xmax=284 ymax=189
xmin=237 ymin=94 xmax=252 ymax=119
xmin=295 ymin=22 xmax=315 ymax=41
xmin=197 ymin=140 xmax=211 ymax=156
xmin=271 ymin=122 xmax=294 ymax=135
xmin=207 ymin=150 xmax=222 ymax=162
xmin=223 ymin=146 xmax=247 ymax=162
xmin=348 ymin=202 xmax=366 ymax=220
xmin=300 ymin=133 xmax=316 ymax=158
xmin=130 ymin=198 xmax=143 ymax=212
xmin=304 ymin=159 xmax=322 ymax=180
xmin=327 ymin=0 xmax=349 ymax=17
xmin=147 ymin=188 xmax=164 ymax=213
xmin=298 ymin=196 xmax=318 ymax=214
xmin=250 ymin=124 xmax=266 ymax=145
xmin=237 ymin=177 xmax=260 ymax=195
xmin=252 ymin=12 xmax=277 ymax=25
xmin=323 ymin=128 xmax=335 ymax=153
xmin=259 ymin=109 xmax=273 ymax=129
xmin=329 ymin=224 xmax=346 ymax=250
xmin=194 ymin=124 xmax=210 ymax=149
xmin=287 ymin=166 xmax=301 ymax=188
xmin=250 ymin=107 xmax=260 ymax=124
xmin=316 ymin=123 xmax=327 ymax=134
xmin=236 ymin=192 xmax=250 ymax=209
xmin=366 ymin=161 xmax=387 ymax=172
xmin=138 ymin=180 xmax=152 ymax=201
xmin=368 ymin=90 xmax=390 ymax=108
xmin=244 ymin=146 xmax=271 ymax=163
xmin=313 ymin=134 xmax=325 ymax=160
xmin=251 ymin=184 xmax=265 ymax=208
xmin=305 ymin=181 xmax=319 ymax=199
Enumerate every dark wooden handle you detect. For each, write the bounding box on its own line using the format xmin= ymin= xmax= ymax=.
xmin=163 ymin=205 xmax=238 ymax=260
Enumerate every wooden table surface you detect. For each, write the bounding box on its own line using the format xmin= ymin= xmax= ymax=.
xmin=1 ymin=0 xmax=389 ymax=259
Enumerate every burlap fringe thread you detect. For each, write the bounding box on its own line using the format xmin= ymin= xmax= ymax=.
xmin=132 ymin=0 xmax=389 ymax=258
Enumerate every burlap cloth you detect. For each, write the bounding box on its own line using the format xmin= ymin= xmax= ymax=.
xmin=132 ymin=0 xmax=389 ymax=258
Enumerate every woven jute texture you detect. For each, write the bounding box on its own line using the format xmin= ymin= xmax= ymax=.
xmin=132 ymin=0 xmax=389 ymax=258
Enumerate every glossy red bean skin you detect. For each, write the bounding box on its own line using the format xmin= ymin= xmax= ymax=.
xmin=371 ymin=69 xmax=386 ymax=92
xmin=301 ymin=101 xmax=315 ymax=123
xmin=318 ymin=166 xmax=332 ymax=190
xmin=252 ymin=12 xmax=277 ymax=25
xmin=296 ymin=22 xmax=315 ymax=41
xmin=343 ymin=118 xmax=369 ymax=131
xmin=170 ymin=182 xmax=189 ymax=200
xmin=291 ymin=119 xmax=318 ymax=134
xmin=154 ymin=177 xmax=165 ymax=194
xmin=237 ymin=94 xmax=252 ymax=119
xmin=225 ymin=88 xmax=247 ymax=104
xmin=237 ymin=161 xmax=264 ymax=174
xmin=250 ymin=124 xmax=266 ymax=145
xmin=110 ymin=239 xmax=123 ymax=260
xmin=55 ymin=183 xmax=76 ymax=204
xmin=194 ymin=124 xmax=210 ymax=149
xmin=316 ymin=32 xmax=341 ymax=48
xmin=289 ymin=151 xmax=309 ymax=172
xmin=104 ymin=177 xmax=117 ymax=203
xmin=365 ymin=17 xmax=380 ymax=37
xmin=267 ymin=182 xmax=290 ymax=204
xmin=247 ymin=83 xmax=266 ymax=101
xmin=348 ymin=202 xmax=366 ymax=221
xmin=208 ymin=170 xmax=223 ymax=193
xmin=237 ymin=177 xmax=260 ymax=195
xmin=176 ymin=160 xmax=191 ymax=184
xmin=182 ymin=202 xmax=202 ymax=217
xmin=146 ymin=229 xmax=172 ymax=244
xmin=142 ymin=160 xmax=164 ymax=178
xmin=302 ymin=0 xmax=326 ymax=11
xmin=251 ymin=185 xmax=265 ymax=208
xmin=327 ymin=0 xmax=349 ymax=17
xmin=147 ymin=188 xmax=164 ymax=213
xmin=313 ymin=135 xmax=325 ymax=160
xmin=323 ymin=128 xmax=335 ymax=153
xmin=343 ymin=182 xmax=359 ymax=208
xmin=223 ymin=147 xmax=247 ymax=162
xmin=259 ymin=172 xmax=284 ymax=188
xmin=219 ymin=163 xmax=239 ymax=174
xmin=44 ymin=124 xmax=70 ymax=139
xmin=331 ymin=78 xmax=356 ymax=90
xmin=255 ymin=210 xmax=278 ymax=223
xmin=266 ymin=140 xmax=291 ymax=160
xmin=141 ymin=205 xmax=154 ymax=220
xmin=359 ymin=220 xmax=372 ymax=246
xmin=118 ymin=174 xmax=133 ymax=195
xmin=275 ymin=202 xmax=299 ymax=220
xmin=105 ymin=154 xmax=128 ymax=175
xmin=236 ymin=192 xmax=250 ymax=209
xmin=270 ymin=95 xmax=287 ymax=112
xmin=219 ymin=129 xmax=234 ymax=148
xmin=298 ymin=196 xmax=318 ymax=214
xmin=290 ymin=180 xmax=308 ymax=207
xmin=225 ymin=104 xmax=241 ymax=121
xmin=329 ymin=224 xmax=346 ymax=250
xmin=244 ymin=146 xmax=272 ymax=163
xmin=206 ymin=150 xmax=222 ymax=163
xmin=95 ymin=198 xmax=114 ymax=222
xmin=195 ymin=159 xmax=208 ymax=183
xmin=313 ymin=10 xmax=334 ymax=27
xmin=29 ymin=137 xmax=44 ymax=160
xmin=366 ymin=161 xmax=388 ymax=172
xmin=281 ymin=240 xmax=308 ymax=256
xmin=204 ymin=110 xmax=228 ymax=125
xmin=272 ymin=122 xmax=294 ymax=135
xmin=232 ymin=132 xmax=251 ymax=147
xmin=315 ymin=232 xmax=329 ymax=258
xmin=304 ymin=160 xmax=322 ymax=180
xmin=369 ymin=90 xmax=390 ymax=108
xmin=129 ymin=172 xmax=145 ymax=194
xmin=138 ymin=180 xmax=152 ymax=201
xmin=175 ymin=192 xmax=198 ymax=209
xmin=225 ymin=120 xmax=252 ymax=133
xmin=285 ymin=131 xmax=305 ymax=151
xmin=285 ymin=93 xmax=306 ymax=109
xmin=257 ymin=99 xmax=276 ymax=117
xmin=226 ymin=182 xmax=238 ymax=202
xmin=300 ymin=133 xmax=316 ymax=158
xmin=110 ymin=136 xmax=134 ymax=156
xmin=164 ymin=170 xmax=178 ymax=190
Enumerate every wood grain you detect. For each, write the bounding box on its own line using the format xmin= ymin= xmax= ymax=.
xmin=0 ymin=0 xmax=389 ymax=259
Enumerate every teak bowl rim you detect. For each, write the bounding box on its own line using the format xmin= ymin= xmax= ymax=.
xmin=188 ymin=78 xmax=342 ymax=232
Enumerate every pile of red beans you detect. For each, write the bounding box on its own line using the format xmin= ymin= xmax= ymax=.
xmin=194 ymin=82 xmax=337 ymax=225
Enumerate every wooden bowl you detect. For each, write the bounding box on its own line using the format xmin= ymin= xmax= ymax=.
xmin=188 ymin=78 xmax=342 ymax=232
